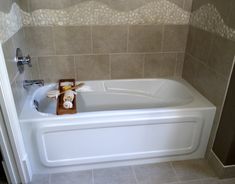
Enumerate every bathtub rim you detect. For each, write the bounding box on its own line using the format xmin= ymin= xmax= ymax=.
xmin=19 ymin=78 xmax=216 ymax=123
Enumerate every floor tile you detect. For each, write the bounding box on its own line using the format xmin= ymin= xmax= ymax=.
xmin=201 ymin=178 xmax=220 ymax=184
xmin=133 ymin=162 xmax=178 ymax=184
xmin=30 ymin=174 xmax=50 ymax=184
xmin=50 ymin=170 xmax=92 ymax=184
xmin=93 ymin=166 xmax=136 ymax=184
xmin=219 ymin=178 xmax=235 ymax=184
xmin=180 ymin=180 xmax=202 ymax=184
xmin=172 ymin=159 xmax=215 ymax=181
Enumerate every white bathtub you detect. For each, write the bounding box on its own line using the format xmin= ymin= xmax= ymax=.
xmin=20 ymin=79 xmax=216 ymax=174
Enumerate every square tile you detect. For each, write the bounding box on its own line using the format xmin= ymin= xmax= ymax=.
xmin=128 ymin=25 xmax=162 ymax=52
xmin=144 ymin=53 xmax=177 ymax=77
xmin=168 ymin=0 xmax=184 ymax=8
xmin=193 ymin=61 xmax=227 ymax=106
xmin=163 ymin=25 xmax=188 ymax=52
xmin=201 ymin=178 xmax=220 ymax=184
xmin=38 ymin=56 xmax=75 ymax=83
xmin=111 ymin=54 xmax=144 ymax=79
xmin=208 ymin=35 xmax=235 ymax=78
xmin=182 ymin=54 xmax=199 ymax=85
xmin=25 ymin=26 xmax=55 ymax=56
xmin=29 ymin=0 xmax=72 ymax=11
xmin=220 ymin=178 xmax=235 ymax=184
xmin=54 ymin=26 xmax=92 ymax=55
xmin=93 ymin=166 xmax=136 ymax=184
xmin=92 ymin=25 xmax=128 ymax=53
xmin=175 ymin=53 xmax=185 ymax=77
xmin=172 ymin=159 xmax=216 ymax=182
xmin=75 ymin=54 xmax=110 ymax=80
xmin=0 ymin=0 xmax=11 ymax=13
xmin=30 ymin=174 xmax=50 ymax=184
xmin=186 ymin=27 xmax=213 ymax=63
xmin=179 ymin=180 xmax=202 ymax=184
xmin=133 ymin=162 xmax=177 ymax=184
xmin=50 ymin=170 xmax=92 ymax=184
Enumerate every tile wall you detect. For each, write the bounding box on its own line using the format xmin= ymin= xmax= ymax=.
xmin=182 ymin=0 xmax=235 ymax=167
xmin=1 ymin=0 xmax=37 ymax=115
xmin=21 ymin=0 xmax=192 ymax=83
xmin=0 ymin=0 xmax=192 ymax=115
xmin=26 ymin=24 xmax=188 ymax=82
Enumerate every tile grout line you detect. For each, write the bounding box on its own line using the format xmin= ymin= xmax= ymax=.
xmin=92 ymin=169 xmax=95 ymax=184
xmin=161 ymin=24 xmax=165 ymax=52
xmin=73 ymin=55 xmax=77 ymax=80
xmin=51 ymin=26 xmax=57 ymax=56
xmin=182 ymin=0 xmax=186 ymax=10
xmin=131 ymin=166 xmax=139 ymax=184
xmin=49 ymin=174 xmax=51 ymax=184
xmin=174 ymin=53 xmax=179 ymax=77
xmin=91 ymin=25 xmax=93 ymax=54
xmin=143 ymin=54 xmax=146 ymax=78
xmin=186 ymin=52 xmax=228 ymax=80
xmin=109 ymin=54 xmax=112 ymax=79
xmin=29 ymin=51 xmax=185 ymax=58
xmin=170 ymin=162 xmax=181 ymax=183
xmin=127 ymin=25 xmax=130 ymax=52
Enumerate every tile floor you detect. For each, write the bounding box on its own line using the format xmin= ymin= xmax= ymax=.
xmin=30 ymin=159 xmax=235 ymax=184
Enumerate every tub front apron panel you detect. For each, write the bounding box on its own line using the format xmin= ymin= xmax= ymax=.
xmin=37 ymin=115 xmax=202 ymax=167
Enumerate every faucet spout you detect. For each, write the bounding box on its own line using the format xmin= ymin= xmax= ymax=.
xmin=23 ymin=80 xmax=44 ymax=89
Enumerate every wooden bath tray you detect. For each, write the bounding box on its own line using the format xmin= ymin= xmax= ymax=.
xmin=56 ymin=79 xmax=77 ymax=115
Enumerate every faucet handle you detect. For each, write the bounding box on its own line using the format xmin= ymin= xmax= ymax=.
xmin=15 ymin=48 xmax=32 ymax=73
xmin=24 ymin=55 xmax=32 ymax=67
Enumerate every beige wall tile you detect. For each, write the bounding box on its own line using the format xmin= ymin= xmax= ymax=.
xmin=183 ymin=54 xmax=227 ymax=107
xmin=128 ymin=25 xmax=162 ymax=52
xmin=29 ymin=0 xmax=73 ymax=11
xmin=194 ymin=62 xmax=227 ymax=107
xmin=54 ymin=26 xmax=92 ymax=55
xmin=11 ymin=80 xmax=22 ymax=115
xmin=182 ymin=54 xmax=199 ymax=85
xmin=168 ymin=0 xmax=184 ymax=9
xmin=25 ymin=26 xmax=55 ymax=56
xmin=25 ymin=57 xmax=40 ymax=80
xmin=144 ymin=53 xmax=177 ymax=77
xmin=98 ymin=0 xmax=153 ymax=11
xmin=175 ymin=53 xmax=185 ymax=76
xmin=12 ymin=28 xmax=29 ymax=56
xmin=75 ymin=55 xmax=110 ymax=81
xmin=228 ymin=0 xmax=235 ymax=29
xmin=12 ymin=72 xmax=28 ymax=115
xmin=110 ymin=54 xmax=144 ymax=79
xmin=163 ymin=25 xmax=188 ymax=52
xmin=183 ymin=0 xmax=193 ymax=12
xmin=186 ymin=27 xmax=213 ymax=63
xmin=14 ymin=0 xmax=29 ymax=12
xmin=0 ymin=0 xmax=12 ymax=13
xmin=2 ymin=38 xmax=18 ymax=83
xmin=208 ymin=35 xmax=235 ymax=78
xmin=5 ymin=60 xmax=18 ymax=83
xmin=2 ymin=37 xmax=15 ymax=61
xmin=92 ymin=26 xmax=128 ymax=53
xmin=38 ymin=56 xmax=75 ymax=83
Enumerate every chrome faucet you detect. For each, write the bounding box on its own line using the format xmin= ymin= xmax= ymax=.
xmin=23 ymin=80 xmax=44 ymax=89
